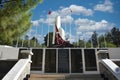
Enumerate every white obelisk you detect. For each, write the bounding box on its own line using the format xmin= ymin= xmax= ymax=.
xmin=52 ymin=16 xmax=66 ymax=44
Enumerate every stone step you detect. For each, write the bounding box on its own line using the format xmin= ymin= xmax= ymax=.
xmin=29 ymin=74 xmax=104 ymax=80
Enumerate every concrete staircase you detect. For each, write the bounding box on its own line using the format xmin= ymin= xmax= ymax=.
xmin=29 ymin=74 xmax=104 ymax=80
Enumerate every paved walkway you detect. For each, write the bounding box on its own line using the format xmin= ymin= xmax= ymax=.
xmin=29 ymin=74 xmax=103 ymax=80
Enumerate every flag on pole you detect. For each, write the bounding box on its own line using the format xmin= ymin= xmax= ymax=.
xmin=48 ymin=10 xmax=51 ymax=15
xmin=47 ymin=10 xmax=51 ymax=47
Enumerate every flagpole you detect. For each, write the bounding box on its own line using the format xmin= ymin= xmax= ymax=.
xmin=22 ymin=37 xmax=24 ymax=47
xmin=16 ymin=29 xmax=20 ymax=47
xmin=47 ymin=21 xmax=49 ymax=47
xmin=104 ymin=34 xmax=106 ymax=48
xmin=95 ymin=26 xmax=99 ymax=48
xmin=28 ymin=29 xmax=31 ymax=47
xmin=16 ymin=37 xmax=19 ymax=47
xmin=36 ymin=25 xmax=38 ymax=47
xmin=76 ymin=25 xmax=79 ymax=47
xmin=69 ymin=9 xmax=72 ymax=43
xmin=97 ymin=34 xmax=99 ymax=48
xmin=91 ymin=37 xmax=93 ymax=48
xmin=64 ymin=23 xmax=66 ymax=34
xmin=34 ymin=25 xmax=37 ymax=47
xmin=41 ymin=23 xmax=43 ymax=47
xmin=79 ymin=36 xmax=80 ymax=47
xmin=52 ymin=21 xmax=55 ymax=45
xmin=47 ymin=12 xmax=50 ymax=47
xmin=83 ymin=34 xmax=86 ymax=48
xmin=15 ymin=15 xmax=19 ymax=47
xmin=77 ymin=35 xmax=79 ymax=47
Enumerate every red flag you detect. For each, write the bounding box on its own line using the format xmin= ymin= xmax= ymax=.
xmin=48 ymin=10 xmax=51 ymax=15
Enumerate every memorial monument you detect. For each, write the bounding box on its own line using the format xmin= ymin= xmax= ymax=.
xmin=51 ymin=16 xmax=73 ymax=47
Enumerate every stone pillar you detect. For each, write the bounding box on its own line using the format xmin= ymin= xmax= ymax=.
xmin=20 ymin=49 xmax=33 ymax=61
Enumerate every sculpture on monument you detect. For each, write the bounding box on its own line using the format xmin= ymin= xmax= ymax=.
xmin=52 ymin=16 xmax=73 ymax=47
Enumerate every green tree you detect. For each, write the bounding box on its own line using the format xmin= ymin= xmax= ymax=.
xmin=73 ymin=39 xmax=84 ymax=47
xmin=0 ymin=0 xmax=43 ymax=45
xmin=86 ymin=40 xmax=92 ymax=48
xmin=44 ymin=32 xmax=53 ymax=47
xmin=110 ymin=27 xmax=120 ymax=47
xmin=104 ymin=32 xmax=115 ymax=47
xmin=31 ymin=36 xmax=40 ymax=47
xmin=99 ymin=35 xmax=105 ymax=47
xmin=91 ymin=31 xmax=98 ymax=47
xmin=105 ymin=32 xmax=112 ymax=43
xmin=78 ymin=39 xmax=85 ymax=47
xmin=17 ymin=36 xmax=40 ymax=47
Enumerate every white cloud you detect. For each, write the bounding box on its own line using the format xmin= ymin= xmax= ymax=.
xmin=70 ymin=5 xmax=93 ymax=16
xmin=31 ymin=20 xmax=39 ymax=27
xmin=39 ymin=18 xmax=45 ymax=23
xmin=65 ymin=32 xmax=76 ymax=43
xmin=75 ymin=18 xmax=114 ymax=37
xmin=61 ymin=15 xmax=73 ymax=24
xmin=31 ymin=4 xmax=93 ymax=26
xmin=31 ymin=15 xmax=73 ymax=26
xmin=59 ymin=5 xmax=93 ymax=16
xmin=36 ymin=34 xmax=44 ymax=44
xmin=94 ymin=0 xmax=113 ymax=13
xmin=59 ymin=7 xmax=70 ymax=16
xmin=45 ymin=17 xmax=55 ymax=25
xmin=43 ymin=4 xmax=92 ymax=25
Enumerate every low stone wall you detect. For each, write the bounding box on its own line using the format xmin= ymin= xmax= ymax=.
xmin=108 ymin=48 xmax=120 ymax=59
xmin=0 ymin=45 xmax=19 ymax=60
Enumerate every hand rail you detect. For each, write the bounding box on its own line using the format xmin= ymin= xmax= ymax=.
xmin=100 ymin=59 xmax=120 ymax=80
xmin=1 ymin=49 xmax=33 ymax=80
xmin=2 ymin=59 xmax=31 ymax=80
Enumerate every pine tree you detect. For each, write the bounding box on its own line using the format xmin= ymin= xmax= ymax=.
xmin=0 ymin=0 xmax=43 ymax=45
xmin=44 ymin=32 xmax=53 ymax=47
xmin=91 ymin=31 xmax=98 ymax=47
xmin=111 ymin=27 xmax=120 ymax=47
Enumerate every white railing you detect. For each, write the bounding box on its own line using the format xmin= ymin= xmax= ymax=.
xmin=101 ymin=59 xmax=120 ymax=80
xmin=2 ymin=59 xmax=31 ymax=80
xmin=2 ymin=50 xmax=33 ymax=80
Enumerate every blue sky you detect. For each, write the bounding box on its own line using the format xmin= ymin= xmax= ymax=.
xmin=27 ymin=0 xmax=120 ymax=44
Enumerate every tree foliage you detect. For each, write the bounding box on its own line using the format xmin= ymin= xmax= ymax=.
xmin=73 ymin=39 xmax=85 ymax=47
xmin=0 ymin=0 xmax=43 ymax=45
xmin=91 ymin=31 xmax=98 ymax=47
xmin=13 ymin=35 xmax=41 ymax=47
xmin=74 ymin=27 xmax=119 ymax=48
xmin=44 ymin=32 xmax=53 ymax=47
xmin=110 ymin=27 xmax=120 ymax=47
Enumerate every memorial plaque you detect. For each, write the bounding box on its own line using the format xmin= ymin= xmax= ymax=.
xmin=31 ymin=49 xmax=43 ymax=71
xmin=71 ymin=49 xmax=83 ymax=73
xmin=84 ymin=49 xmax=97 ymax=71
xmin=45 ymin=49 xmax=56 ymax=73
xmin=58 ymin=49 xmax=69 ymax=73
